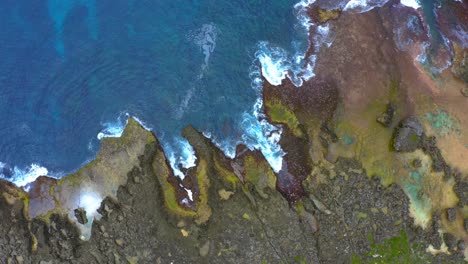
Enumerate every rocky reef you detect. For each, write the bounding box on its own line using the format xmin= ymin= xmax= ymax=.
xmin=0 ymin=2 xmax=467 ymax=264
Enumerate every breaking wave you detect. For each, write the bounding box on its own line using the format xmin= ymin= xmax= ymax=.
xmin=165 ymin=138 xmax=197 ymax=179
xmin=343 ymin=0 xmax=390 ymax=13
xmin=97 ymin=112 xmax=152 ymax=140
xmin=0 ymin=162 xmax=50 ymax=187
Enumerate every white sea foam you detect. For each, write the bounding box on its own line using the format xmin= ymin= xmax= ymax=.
xmin=199 ymin=130 xmax=237 ymax=159
xmin=177 ymin=23 xmax=219 ymax=119
xmin=186 ymin=189 xmax=193 ymax=201
xmin=98 ymin=114 xmax=197 ymax=180
xmin=165 ymin=138 xmax=197 ymax=179
xmin=131 ymin=115 xmax=153 ymax=131
xmin=256 ymin=42 xmax=317 ymax=87
xmin=451 ymin=25 xmax=468 ymax=48
xmin=1 ymin=112 xmax=153 ymax=188
xmin=241 ymin=98 xmax=285 ymax=172
xmin=256 ymin=2 xmax=338 ymax=89
xmin=0 ymin=163 xmax=49 ymax=187
xmin=97 ymin=115 xmax=128 ymax=140
xmin=238 ymin=0 xmax=328 ymax=172
xmin=179 ymin=140 xmax=197 ymax=169
xmin=294 ymin=0 xmax=317 ymax=33
xmin=97 ymin=112 xmax=152 ymax=140
xmin=256 ymin=44 xmax=289 ymax=86
xmin=190 ymin=23 xmax=218 ymax=73
xmin=315 ymin=24 xmax=335 ymax=48
xmin=416 ymin=35 xmax=453 ymax=74
xmin=344 ymin=0 xmax=390 ymax=13
xmin=400 ymin=0 xmax=420 ymax=9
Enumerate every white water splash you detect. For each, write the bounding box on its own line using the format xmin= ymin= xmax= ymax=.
xmin=343 ymin=0 xmax=390 ymax=13
xmin=165 ymin=138 xmax=197 ymax=179
xmin=97 ymin=112 xmax=152 ymax=140
xmin=400 ymin=0 xmax=420 ymax=9
xmin=0 ymin=162 xmax=49 ymax=187
xmin=241 ymin=98 xmax=285 ymax=172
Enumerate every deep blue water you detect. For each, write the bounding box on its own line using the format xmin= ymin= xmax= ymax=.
xmin=0 ymin=0 xmax=312 ymax=183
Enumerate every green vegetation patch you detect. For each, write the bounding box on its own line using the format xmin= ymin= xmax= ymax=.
xmin=243 ymin=154 xmax=276 ymax=199
xmin=317 ymin=8 xmax=341 ymax=23
xmin=265 ymin=99 xmax=303 ymax=138
xmin=351 ymin=231 xmax=431 ymax=263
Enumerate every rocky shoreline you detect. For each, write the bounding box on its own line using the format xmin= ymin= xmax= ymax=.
xmin=1 ymin=2 xmax=467 ymax=263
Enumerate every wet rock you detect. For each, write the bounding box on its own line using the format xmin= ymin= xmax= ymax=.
xmin=377 ymin=103 xmax=396 ymax=127
xmin=97 ymin=197 xmax=119 ymax=218
xmin=458 ymin=240 xmax=466 ymax=251
xmin=461 ymin=87 xmax=468 ymax=97
xmin=393 ymin=117 xmax=423 ymax=152
xmin=199 ymin=241 xmax=210 ymax=257
xmin=446 ymin=208 xmax=457 ymax=222
xmin=74 ymin=208 xmax=88 ymax=225
xmin=443 ymin=233 xmax=457 ymax=249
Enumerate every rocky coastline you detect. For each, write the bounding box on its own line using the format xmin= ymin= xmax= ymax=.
xmin=0 ymin=2 xmax=467 ymax=263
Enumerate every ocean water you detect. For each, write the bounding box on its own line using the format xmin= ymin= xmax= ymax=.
xmin=0 ymin=0 xmax=316 ymax=184
xmin=0 ymin=0 xmax=460 ymax=186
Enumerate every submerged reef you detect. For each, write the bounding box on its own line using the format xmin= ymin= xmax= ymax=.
xmin=0 ymin=1 xmax=467 ymax=263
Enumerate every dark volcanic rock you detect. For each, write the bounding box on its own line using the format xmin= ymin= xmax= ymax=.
xmin=263 ymin=77 xmax=340 ymax=122
xmin=393 ymin=117 xmax=423 ymax=152
xmin=46 ymin=214 xmax=82 ymax=260
xmin=377 ymin=103 xmax=396 ymax=127
xmin=413 ymin=159 xmax=422 ymax=168
xmin=446 ymin=208 xmax=457 ymax=222
xmin=421 ymin=136 xmax=448 ymax=173
xmin=443 ymin=233 xmax=457 ymax=249
xmin=459 ymin=240 xmax=466 ymax=251
xmin=74 ymin=208 xmax=88 ymax=225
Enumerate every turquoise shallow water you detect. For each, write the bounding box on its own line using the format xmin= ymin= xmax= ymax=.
xmin=0 ymin=0 xmax=312 ymax=182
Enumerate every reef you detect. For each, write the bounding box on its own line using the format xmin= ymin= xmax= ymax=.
xmin=0 ymin=2 xmax=467 ymax=264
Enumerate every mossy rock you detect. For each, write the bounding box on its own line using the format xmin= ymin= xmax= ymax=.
xmin=265 ymin=99 xmax=304 ymax=138
xmin=242 ymin=152 xmax=276 ymax=199
xmin=351 ymin=231 xmax=431 ymax=263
